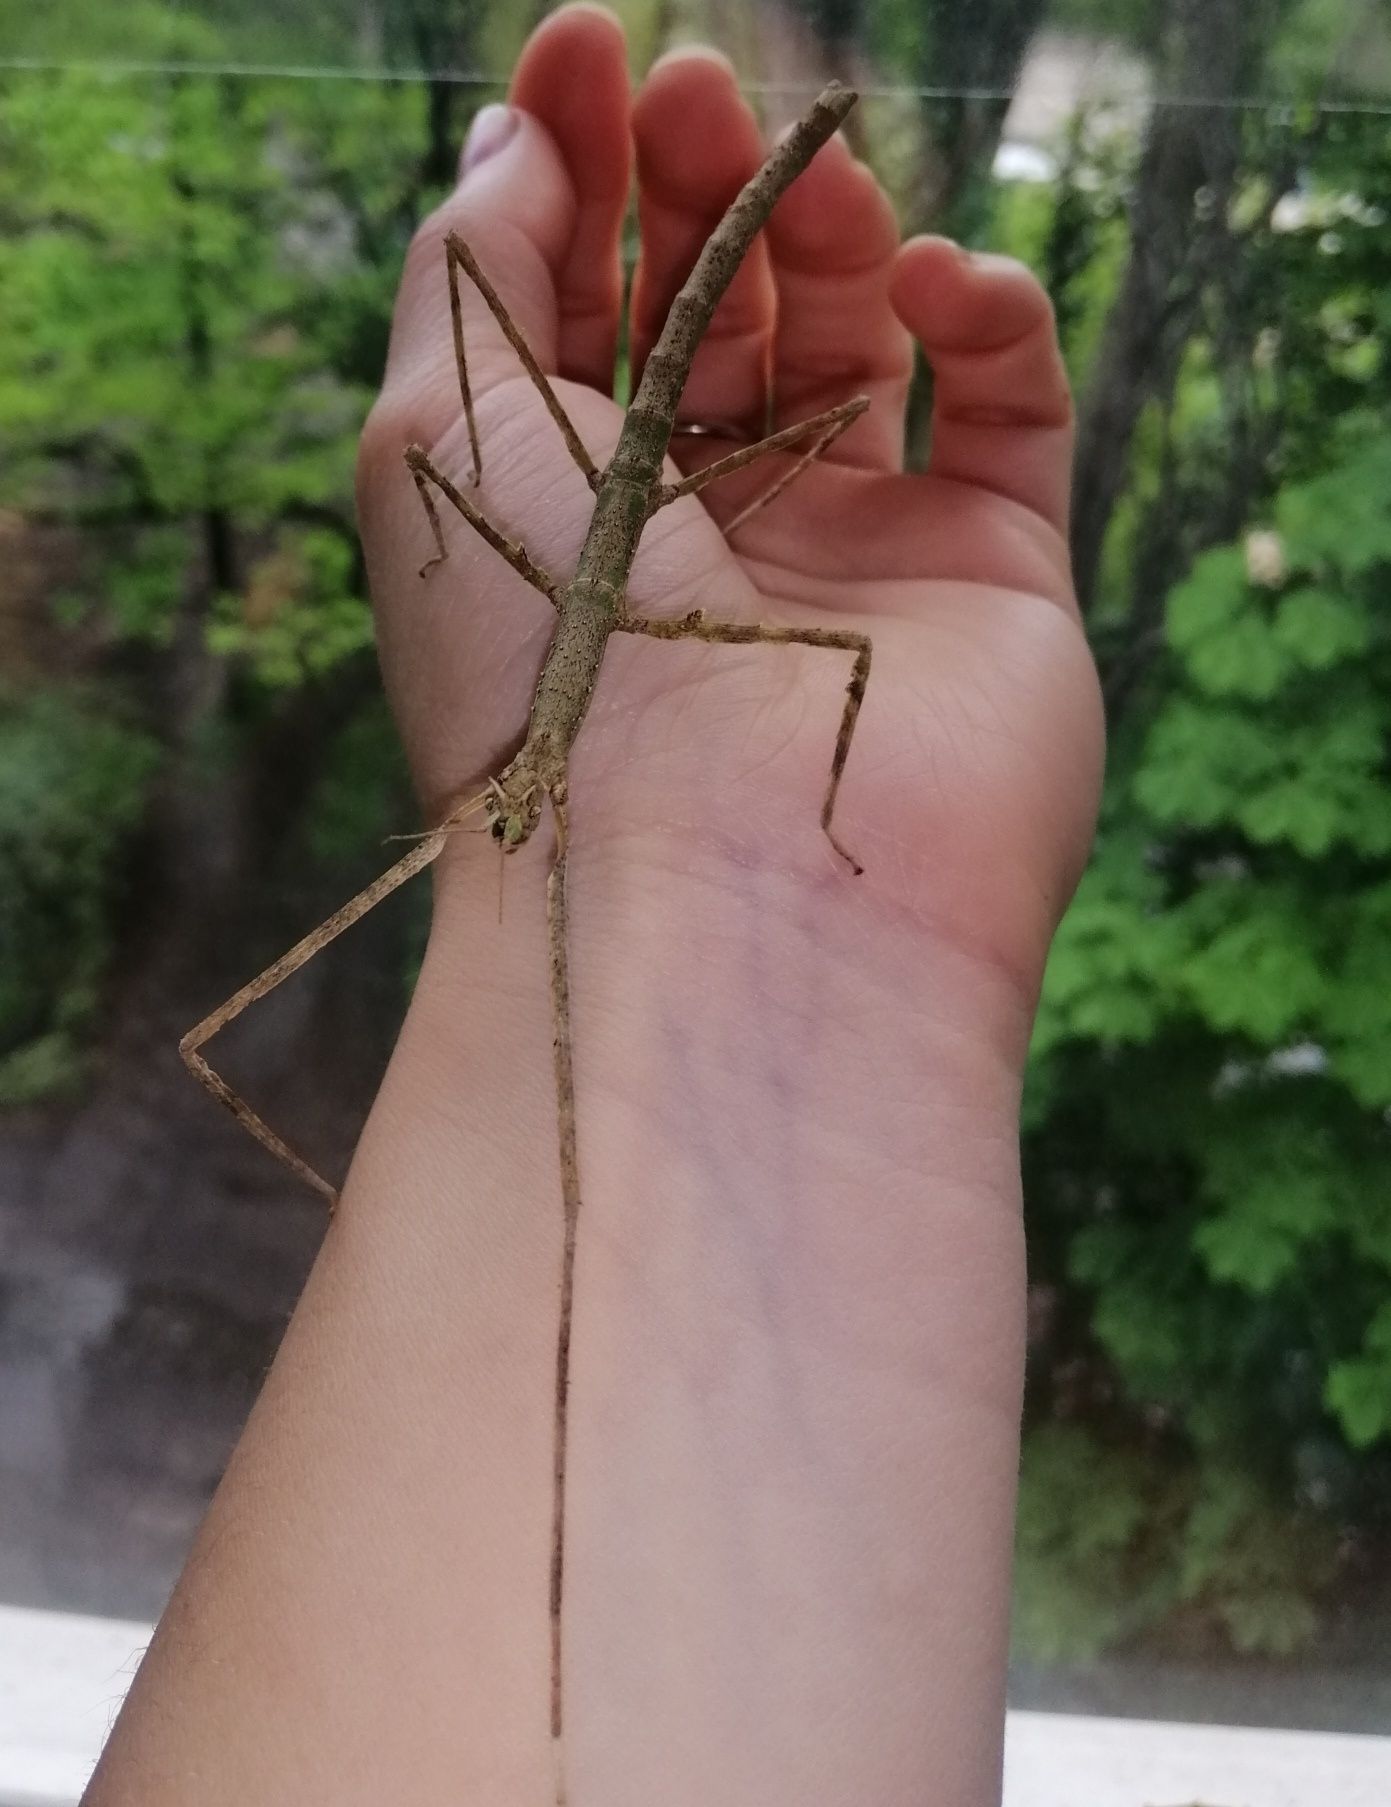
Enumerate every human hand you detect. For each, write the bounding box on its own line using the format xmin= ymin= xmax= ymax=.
xmin=345 ymin=10 xmax=1105 ymax=1803
xmin=358 ymin=9 xmax=1102 ymax=998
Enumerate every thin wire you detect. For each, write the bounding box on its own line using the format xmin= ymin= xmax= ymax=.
xmin=0 ymin=54 xmax=501 ymax=83
xmin=1 ymin=53 xmax=1391 ymax=116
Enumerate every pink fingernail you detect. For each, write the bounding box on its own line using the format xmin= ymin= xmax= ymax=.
xmin=460 ymin=104 xmax=518 ymax=177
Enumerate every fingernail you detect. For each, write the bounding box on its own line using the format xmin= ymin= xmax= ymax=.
xmin=460 ymin=104 xmax=518 ymax=178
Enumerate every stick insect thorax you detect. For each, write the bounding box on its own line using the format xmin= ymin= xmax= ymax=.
xmin=484 ymin=80 xmax=857 ymax=852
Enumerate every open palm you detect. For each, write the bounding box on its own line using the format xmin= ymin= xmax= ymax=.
xmin=358 ymin=9 xmax=1103 ymax=1004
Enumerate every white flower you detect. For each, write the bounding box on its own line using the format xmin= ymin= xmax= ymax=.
xmin=1253 ymin=327 xmax=1281 ymax=371
xmin=1245 ymin=529 xmax=1286 ymax=589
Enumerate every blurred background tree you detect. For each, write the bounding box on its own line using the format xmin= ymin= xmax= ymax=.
xmin=2 ymin=0 xmax=1390 ymax=1700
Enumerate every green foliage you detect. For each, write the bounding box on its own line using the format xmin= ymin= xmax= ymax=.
xmin=0 ymin=25 xmax=435 ymax=1101
xmin=301 ymin=697 xmax=412 ymax=867
xmin=1025 ymin=435 xmax=1391 ymax=1655
xmin=0 ymin=66 xmax=389 ymax=535
xmin=207 ymin=532 xmax=375 ymax=689
xmin=1015 ymin=1426 xmax=1334 ymax=1662
xmin=1009 ymin=63 xmax=1391 ymax=1660
xmin=0 ymin=689 xmax=159 ymax=1100
xmin=1325 ymin=1303 xmax=1391 ymax=1447
xmin=0 ymin=0 xmax=365 ymax=67
xmin=1174 ymin=1462 xmax=1334 ymax=1655
xmin=1014 ymin=1426 xmax=1174 ymax=1661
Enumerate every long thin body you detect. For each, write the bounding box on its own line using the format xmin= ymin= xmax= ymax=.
xmin=510 ymin=87 xmax=861 ymax=1781
xmin=174 ymin=78 xmax=866 ymax=1802
xmin=518 ymin=84 xmax=855 ymax=781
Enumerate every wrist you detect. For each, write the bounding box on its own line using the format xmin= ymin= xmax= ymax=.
xmin=419 ymin=815 xmax=1038 ymax=1130
xmin=106 ymin=825 xmax=1032 ymax=1807
xmin=351 ymin=825 xmax=1030 ymax=1803
xmin=360 ymin=820 xmax=1033 ymax=1415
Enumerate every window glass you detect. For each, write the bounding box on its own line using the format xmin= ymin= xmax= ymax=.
xmin=2 ymin=0 xmax=1389 ymax=1748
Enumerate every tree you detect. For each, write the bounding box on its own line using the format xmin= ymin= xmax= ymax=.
xmin=1014 ymin=82 xmax=1391 ymax=1658
xmin=0 ymin=20 xmax=433 ymax=1162
xmin=1070 ymin=0 xmax=1287 ymax=619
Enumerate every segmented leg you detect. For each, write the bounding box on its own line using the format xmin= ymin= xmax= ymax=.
xmin=444 ymin=232 xmax=598 ymax=488
xmin=544 ymin=782 xmax=579 ymax=1785
xmin=651 ymin=394 xmax=869 ymax=528
xmin=179 ymin=794 xmax=487 ymax=1206
xmin=622 ymin=611 xmax=872 ymax=873
xmin=405 ymin=444 xmax=561 ymax=602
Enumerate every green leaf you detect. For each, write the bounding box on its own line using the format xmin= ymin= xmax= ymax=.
xmin=1325 ymin=1303 xmax=1391 ymax=1446
xmin=1325 ymin=1359 xmax=1391 ymax=1446
xmin=0 ymin=687 xmax=159 ymax=1091
xmin=1034 ymin=833 xmax=1185 ymax=1053
xmin=1177 ymin=1464 xmax=1328 ymax=1654
xmin=1324 ymin=883 xmax=1391 ymax=1107
xmin=1166 ymin=547 xmax=1292 ymax=700
xmin=1195 ymin=1114 xmax=1346 ymax=1294
xmin=1277 ymin=437 xmax=1391 ymax=573
xmin=1137 ymin=691 xmax=1391 ymax=855
xmin=1013 ymin=1426 xmax=1179 ymax=1662
xmin=1134 ymin=701 xmax=1276 ymax=828
xmin=1273 ymin=585 xmax=1372 ymax=667
xmin=1173 ymin=895 xmax=1324 ymax=1042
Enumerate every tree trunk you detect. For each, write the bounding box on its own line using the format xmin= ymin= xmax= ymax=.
xmin=1071 ymin=0 xmax=1281 ymax=620
xmin=914 ymin=0 xmax=1049 ymax=233
xmin=408 ymin=0 xmax=483 ymax=191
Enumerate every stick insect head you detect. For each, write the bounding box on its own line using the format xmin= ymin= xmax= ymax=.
xmin=485 ymin=765 xmax=544 ymax=851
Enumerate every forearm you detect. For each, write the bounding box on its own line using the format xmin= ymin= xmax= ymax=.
xmin=89 ymin=834 xmax=1031 ymax=1806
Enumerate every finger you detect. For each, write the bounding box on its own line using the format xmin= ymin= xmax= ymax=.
xmin=765 ymin=133 xmax=912 ymax=470
xmin=630 ymin=49 xmax=776 ymax=441
xmin=510 ymin=3 xmax=632 ymax=393
xmin=362 ymin=107 xmax=579 ymax=468
xmin=891 ymin=236 xmax=1074 ymax=533
xmin=357 ymin=108 xmax=604 ymax=828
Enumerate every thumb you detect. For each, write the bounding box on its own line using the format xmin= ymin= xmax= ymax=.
xmin=365 ymin=105 xmax=579 ymax=459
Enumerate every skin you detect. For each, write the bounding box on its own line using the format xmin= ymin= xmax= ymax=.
xmin=86 ymin=8 xmax=1104 ymax=1807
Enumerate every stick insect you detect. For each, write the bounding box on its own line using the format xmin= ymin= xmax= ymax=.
xmin=181 ymin=80 xmax=873 ymax=1797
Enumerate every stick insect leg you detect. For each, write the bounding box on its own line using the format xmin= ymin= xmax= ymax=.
xmin=544 ymin=781 xmax=580 ymax=1779
xmin=444 ymin=231 xmax=598 ymax=489
xmin=622 ymin=612 xmax=873 ymax=874
xmin=405 ymin=444 xmax=561 ymax=604
xmin=651 ymin=394 xmax=870 ymax=530
xmin=180 ymin=808 xmax=478 ymax=1207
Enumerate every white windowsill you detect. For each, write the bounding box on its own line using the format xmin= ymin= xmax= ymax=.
xmin=2 ymin=1603 xmax=1388 ymax=1807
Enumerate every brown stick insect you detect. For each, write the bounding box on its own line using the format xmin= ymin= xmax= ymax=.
xmin=180 ymin=80 xmax=872 ymax=1795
